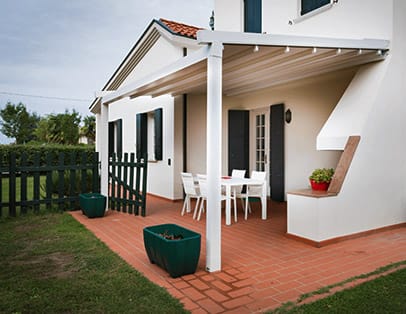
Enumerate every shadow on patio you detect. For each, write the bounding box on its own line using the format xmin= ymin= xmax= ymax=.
xmin=70 ymin=195 xmax=406 ymax=313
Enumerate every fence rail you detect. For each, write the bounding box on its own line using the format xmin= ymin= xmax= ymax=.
xmin=0 ymin=152 xmax=99 ymax=217
xmin=109 ymin=153 xmax=147 ymax=216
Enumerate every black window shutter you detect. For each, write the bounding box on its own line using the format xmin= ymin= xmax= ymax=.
xmin=270 ymin=104 xmax=285 ymax=201
xmin=136 ymin=113 xmax=148 ymax=159
xmin=108 ymin=121 xmax=115 ymax=156
xmin=116 ymin=119 xmax=123 ymax=155
xmin=301 ymin=0 xmax=330 ymax=15
xmin=228 ymin=110 xmax=250 ymax=176
xmin=154 ymin=108 xmax=163 ymax=161
xmin=244 ymin=0 xmax=262 ymax=33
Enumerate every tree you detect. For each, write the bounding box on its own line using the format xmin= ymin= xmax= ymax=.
xmin=80 ymin=115 xmax=96 ymax=144
xmin=0 ymin=102 xmax=40 ymax=144
xmin=34 ymin=110 xmax=81 ymax=145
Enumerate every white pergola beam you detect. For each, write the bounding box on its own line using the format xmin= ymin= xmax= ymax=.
xmin=198 ymin=30 xmax=390 ymax=50
xmin=100 ymin=103 xmax=109 ymax=210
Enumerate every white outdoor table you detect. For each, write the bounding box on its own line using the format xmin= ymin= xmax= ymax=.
xmin=221 ymin=177 xmax=267 ymax=225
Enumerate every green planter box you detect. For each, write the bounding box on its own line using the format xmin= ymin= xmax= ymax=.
xmin=79 ymin=193 xmax=106 ymax=218
xmin=143 ymin=224 xmax=201 ymax=278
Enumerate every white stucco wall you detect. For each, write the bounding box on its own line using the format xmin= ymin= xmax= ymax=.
xmin=107 ymin=95 xmax=180 ymax=200
xmin=215 ymin=0 xmax=392 ymax=40
xmin=288 ymin=0 xmax=406 ymax=241
xmin=120 ymin=36 xmax=183 ymax=88
xmin=186 ymin=69 xmax=353 ymax=196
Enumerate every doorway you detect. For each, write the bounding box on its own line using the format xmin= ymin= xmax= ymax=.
xmin=250 ymin=108 xmax=270 ymax=196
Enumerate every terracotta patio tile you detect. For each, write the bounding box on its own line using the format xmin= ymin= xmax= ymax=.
xmin=200 ymin=274 xmax=216 ymax=282
xmin=222 ymin=306 xmax=251 ymax=314
xmin=215 ymin=272 xmax=237 ymax=283
xmin=222 ymin=295 xmax=254 ymax=310
xmin=197 ymin=298 xmax=225 ymax=314
xmin=180 ymin=297 xmax=200 ymax=311
xmin=227 ymin=286 xmax=254 ymax=298
xmin=172 ymin=280 xmax=191 ymax=290
xmin=188 ymin=278 xmax=210 ymax=291
xmin=182 ymin=286 xmax=206 ymax=301
xmin=231 ymin=277 xmax=257 ymax=288
xmin=69 ymin=197 xmax=406 ymax=314
xmin=211 ymin=280 xmax=233 ymax=292
xmin=204 ymin=289 xmax=230 ymax=302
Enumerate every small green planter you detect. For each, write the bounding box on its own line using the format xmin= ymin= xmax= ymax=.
xmin=79 ymin=193 xmax=106 ymax=218
xmin=143 ymin=224 xmax=201 ymax=278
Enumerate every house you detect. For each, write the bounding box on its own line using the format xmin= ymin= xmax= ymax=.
xmin=90 ymin=0 xmax=406 ymax=272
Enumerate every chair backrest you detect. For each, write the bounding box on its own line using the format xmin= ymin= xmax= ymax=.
xmin=231 ymin=169 xmax=246 ymax=194
xmin=196 ymin=174 xmax=207 ymax=197
xmin=248 ymin=171 xmax=266 ymax=196
xmin=231 ymin=169 xmax=246 ymax=178
xmin=181 ymin=172 xmax=198 ymax=195
xmin=251 ymin=171 xmax=266 ymax=181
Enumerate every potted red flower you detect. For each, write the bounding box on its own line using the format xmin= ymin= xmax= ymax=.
xmin=309 ymin=168 xmax=334 ymax=191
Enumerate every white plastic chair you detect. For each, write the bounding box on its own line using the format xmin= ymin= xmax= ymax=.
xmin=231 ymin=169 xmax=246 ymax=213
xmin=243 ymin=171 xmax=266 ymax=220
xmin=180 ymin=172 xmax=201 ymax=218
xmin=196 ymin=174 xmax=235 ymax=222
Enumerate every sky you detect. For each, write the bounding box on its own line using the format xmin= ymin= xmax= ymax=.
xmin=0 ymin=0 xmax=213 ymax=144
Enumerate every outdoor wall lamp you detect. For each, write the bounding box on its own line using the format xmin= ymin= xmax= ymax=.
xmin=285 ymin=109 xmax=292 ymax=123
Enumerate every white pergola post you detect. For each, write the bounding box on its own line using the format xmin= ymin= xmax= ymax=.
xmin=206 ymin=41 xmax=223 ymax=272
xmin=100 ymin=102 xmax=109 ymax=210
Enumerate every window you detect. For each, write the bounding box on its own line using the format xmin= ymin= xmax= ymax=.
xmin=244 ymin=0 xmax=262 ymax=33
xmin=301 ymin=0 xmax=331 ymax=16
xmin=136 ymin=108 xmax=162 ymax=161
xmin=108 ymin=119 xmax=122 ymax=156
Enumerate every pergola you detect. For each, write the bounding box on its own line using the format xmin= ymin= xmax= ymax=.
xmin=99 ymin=30 xmax=389 ymax=272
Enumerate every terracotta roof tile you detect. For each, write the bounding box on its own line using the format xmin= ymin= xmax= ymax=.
xmin=159 ymin=18 xmax=204 ymax=39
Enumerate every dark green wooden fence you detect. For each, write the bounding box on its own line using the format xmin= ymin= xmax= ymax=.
xmin=109 ymin=153 xmax=147 ymax=216
xmin=0 ymin=152 xmax=99 ymax=217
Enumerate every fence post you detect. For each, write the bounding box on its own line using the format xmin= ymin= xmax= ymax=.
xmin=45 ymin=153 xmax=53 ymax=210
xmin=69 ymin=152 xmax=77 ymax=210
xmin=141 ymin=153 xmax=148 ymax=217
xmin=81 ymin=152 xmax=87 ymax=195
xmin=116 ymin=153 xmax=122 ymax=212
xmin=9 ymin=152 xmax=16 ymax=217
xmin=110 ymin=153 xmax=116 ymax=211
xmin=0 ymin=152 xmax=3 ymax=217
xmin=128 ymin=153 xmax=135 ymax=214
xmin=57 ymin=153 xmax=65 ymax=211
xmin=20 ymin=153 xmax=28 ymax=214
xmin=122 ymin=153 xmax=128 ymax=213
xmin=33 ymin=153 xmax=40 ymax=212
xmin=92 ymin=152 xmax=99 ymax=193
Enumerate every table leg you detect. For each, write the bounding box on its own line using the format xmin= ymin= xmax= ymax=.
xmin=225 ymin=185 xmax=231 ymax=225
xmin=261 ymin=182 xmax=267 ymax=220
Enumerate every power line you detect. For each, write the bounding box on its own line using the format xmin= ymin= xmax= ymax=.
xmin=0 ymin=91 xmax=91 ymax=102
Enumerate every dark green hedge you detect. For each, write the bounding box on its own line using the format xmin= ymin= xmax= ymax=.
xmin=0 ymin=144 xmax=96 ymax=166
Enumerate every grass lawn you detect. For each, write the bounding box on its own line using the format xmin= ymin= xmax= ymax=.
xmin=269 ymin=265 xmax=406 ymax=314
xmin=0 ymin=211 xmax=187 ymax=313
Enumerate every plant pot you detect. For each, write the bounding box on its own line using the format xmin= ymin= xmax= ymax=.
xmin=310 ymin=179 xmax=330 ymax=191
xmin=79 ymin=193 xmax=106 ymax=218
xmin=143 ymin=224 xmax=201 ymax=278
